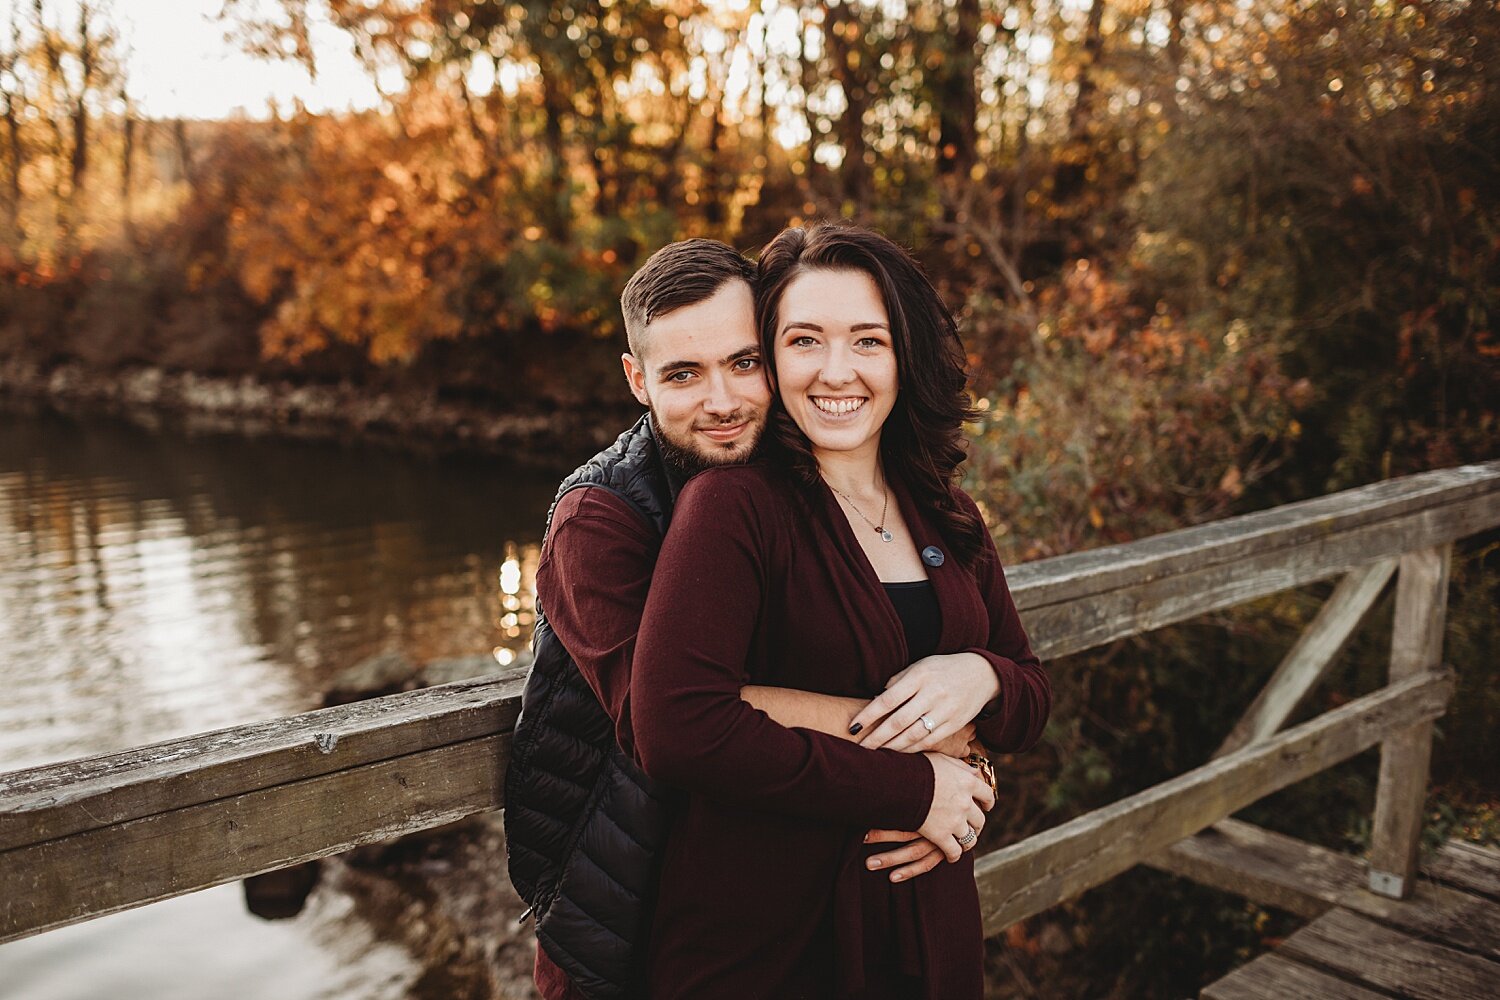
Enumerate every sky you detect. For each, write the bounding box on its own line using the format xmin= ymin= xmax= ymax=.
xmin=110 ymin=0 xmax=389 ymax=120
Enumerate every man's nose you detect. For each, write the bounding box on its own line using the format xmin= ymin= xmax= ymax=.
xmin=702 ymin=374 xmax=739 ymax=415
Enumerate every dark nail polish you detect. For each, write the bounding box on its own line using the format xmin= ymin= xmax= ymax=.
xmin=848 ymin=722 xmax=863 ymax=735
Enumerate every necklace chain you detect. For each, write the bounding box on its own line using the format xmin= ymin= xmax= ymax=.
xmin=828 ymin=481 xmax=893 ymax=542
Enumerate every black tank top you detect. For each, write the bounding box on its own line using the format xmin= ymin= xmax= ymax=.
xmin=881 ymin=580 xmax=942 ymax=661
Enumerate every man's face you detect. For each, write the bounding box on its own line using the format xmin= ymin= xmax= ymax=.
xmin=622 ymin=279 xmax=770 ymax=473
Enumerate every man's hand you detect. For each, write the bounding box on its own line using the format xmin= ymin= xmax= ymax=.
xmin=864 ymin=829 xmax=946 ymax=882
xmin=935 ymin=722 xmax=978 ymax=760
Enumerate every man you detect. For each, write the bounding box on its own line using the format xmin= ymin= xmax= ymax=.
xmin=504 ymin=239 xmax=972 ymax=1000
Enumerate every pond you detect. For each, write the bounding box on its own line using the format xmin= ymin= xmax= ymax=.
xmin=0 ymin=408 xmax=571 ymax=999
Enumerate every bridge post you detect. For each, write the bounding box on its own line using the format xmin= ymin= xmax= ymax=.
xmin=1367 ymin=543 xmax=1451 ymax=899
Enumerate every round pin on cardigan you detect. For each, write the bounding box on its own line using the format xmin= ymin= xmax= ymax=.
xmin=921 ymin=545 xmax=945 ymax=567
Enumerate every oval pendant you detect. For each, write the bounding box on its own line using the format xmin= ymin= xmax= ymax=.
xmin=880 ymin=529 xmax=894 ymax=542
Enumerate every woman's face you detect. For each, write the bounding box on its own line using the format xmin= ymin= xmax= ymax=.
xmin=773 ymin=268 xmax=898 ymax=462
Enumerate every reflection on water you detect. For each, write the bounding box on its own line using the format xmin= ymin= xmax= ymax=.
xmin=0 ymin=409 xmax=569 ymax=999
xmin=0 ymin=409 xmax=556 ymax=770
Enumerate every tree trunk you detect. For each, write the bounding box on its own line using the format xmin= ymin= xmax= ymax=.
xmin=1051 ymin=0 xmax=1106 ymax=207
xmin=820 ymin=0 xmax=868 ymax=207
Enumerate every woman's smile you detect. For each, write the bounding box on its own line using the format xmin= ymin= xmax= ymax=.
xmin=810 ymin=395 xmax=868 ymax=417
xmin=774 ymin=268 xmax=898 ymax=462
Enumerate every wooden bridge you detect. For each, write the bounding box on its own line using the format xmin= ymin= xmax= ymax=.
xmin=3 ymin=459 xmax=1499 ymax=997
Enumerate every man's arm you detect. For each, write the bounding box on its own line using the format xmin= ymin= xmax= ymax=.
xmin=534 ymin=486 xmax=659 ymax=755
xmin=742 ymin=686 xmax=976 ymax=759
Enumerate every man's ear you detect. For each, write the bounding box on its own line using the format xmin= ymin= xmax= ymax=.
xmin=621 ymin=353 xmax=651 ymax=407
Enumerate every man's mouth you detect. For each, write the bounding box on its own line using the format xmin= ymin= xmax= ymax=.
xmin=698 ymin=421 xmax=749 ymax=442
xmin=811 ymin=396 xmax=866 ymax=416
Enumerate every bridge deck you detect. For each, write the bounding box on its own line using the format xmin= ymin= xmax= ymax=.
xmin=1199 ymin=837 xmax=1500 ymax=999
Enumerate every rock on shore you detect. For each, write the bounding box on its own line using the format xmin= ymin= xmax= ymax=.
xmin=0 ymin=358 xmax=626 ymax=466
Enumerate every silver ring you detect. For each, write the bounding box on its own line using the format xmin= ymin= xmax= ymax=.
xmin=957 ymin=827 xmax=977 ymax=848
xmin=919 ymin=715 xmax=935 ymax=733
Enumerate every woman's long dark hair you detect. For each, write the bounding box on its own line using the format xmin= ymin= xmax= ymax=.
xmin=755 ymin=222 xmax=988 ymax=571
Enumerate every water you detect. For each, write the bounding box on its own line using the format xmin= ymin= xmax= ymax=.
xmin=0 ymin=408 xmax=569 ymax=998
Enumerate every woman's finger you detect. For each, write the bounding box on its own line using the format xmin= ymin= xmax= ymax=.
xmin=884 ymin=715 xmax=939 ymax=753
xmin=966 ymin=804 xmax=986 ymax=835
xmin=849 ymin=679 xmax=917 ymax=741
xmin=862 ymin=697 xmax=934 ymax=749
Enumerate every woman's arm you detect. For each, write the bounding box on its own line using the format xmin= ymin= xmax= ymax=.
xmin=632 ymin=469 xmax=992 ymax=839
xmin=846 ymin=495 xmax=1051 ymax=755
xmin=960 ymin=501 xmax=1052 ymax=753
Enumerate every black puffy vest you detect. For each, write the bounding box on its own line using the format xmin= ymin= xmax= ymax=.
xmin=504 ymin=414 xmax=676 ymax=1000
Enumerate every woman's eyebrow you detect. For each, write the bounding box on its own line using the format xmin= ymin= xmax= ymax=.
xmin=781 ymin=320 xmax=824 ymax=333
xmin=850 ymin=322 xmax=889 ymax=332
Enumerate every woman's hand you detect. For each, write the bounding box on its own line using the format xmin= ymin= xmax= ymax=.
xmin=852 ymin=652 xmax=1000 ymax=753
xmin=918 ymin=753 xmax=994 ymax=862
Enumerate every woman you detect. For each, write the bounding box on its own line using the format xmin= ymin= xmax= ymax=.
xmin=632 ymin=222 xmax=1050 ymax=998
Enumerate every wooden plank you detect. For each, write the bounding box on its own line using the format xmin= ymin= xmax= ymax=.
xmin=1424 ymin=841 xmax=1500 ymax=902
xmin=0 ymin=733 xmax=506 ymax=944
xmin=1201 ymin=952 xmax=1390 ymax=1000
xmin=1149 ymin=821 xmax=1500 ymax=960
xmin=1279 ymin=908 xmax=1500 ymax=1000
xmin=0 ymin=671 xmax=526 ymax=852
xmin=975 ymin=669 xmax=1454 ymax=934
xmin=1150 ymin=819 xmax=1350 ymax=920
xmin=1369 ymin=545 xmax=1452 ymax=898
xmin=1021 ymin=492 xmax=1494 ymax=659
xmin=1216 ymin=558 xmax=1397 ymax=757
xmin=1009 ymin=460 xmax=1500 ymax=611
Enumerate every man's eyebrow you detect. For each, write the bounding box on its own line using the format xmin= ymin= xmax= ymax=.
xmin=655 ymin=359 xmax=702 ymax=374
xmin=722 ymin=346 xmax=759 ymax=364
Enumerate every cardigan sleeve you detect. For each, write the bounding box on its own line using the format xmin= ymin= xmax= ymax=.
xmin=632 ymin=468 xmax=935 ymax=832
xmin=959 ymin=493 xmax=1053 ymax=753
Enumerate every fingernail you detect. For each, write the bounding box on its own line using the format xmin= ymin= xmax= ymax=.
xmin=890 ymin=872 xmax=905 ymax=882
xmin=848 ymin=722 xmax=863 ymax=735
xmin=862 ymin=832 xmax=870 ymax=843
xmin=867 ymin=858 xmax=881 ymax=869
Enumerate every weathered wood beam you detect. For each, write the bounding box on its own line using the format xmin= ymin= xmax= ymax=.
xmin=0 ymin=733 xmax=506 ymax=944
xmin=1215 ymin=557 xmax=1397 ymax=758
xmin=1201 ymin=952 xmax=1391 ymax=1000
xmin=1009 ymin=460 xmax=1498 ymax=612
xmin=1369 ymin=544 xmax=1451 ymax=899
xmin=1148 ymin=820 xmax=1500 ymax=961
xmin=0 ymin=671 xmax=526 ymax=853
xmin=1020 ymin=485 xmax=1495 ymax=659
xmin=975 ymin=669 xmax=1454 ymax=934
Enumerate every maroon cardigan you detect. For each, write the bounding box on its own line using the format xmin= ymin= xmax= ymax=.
xmin=633 ymin=464 xmax=1050 ymax=999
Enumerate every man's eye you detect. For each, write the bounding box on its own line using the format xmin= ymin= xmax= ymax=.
xmin=666 ymin=371 xmax=694 ymax=383
xmin=733 ymin=357 xmax=760 ymax=371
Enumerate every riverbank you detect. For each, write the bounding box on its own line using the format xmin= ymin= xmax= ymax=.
xmin=0 ymin=359 xmax=632 ymax=468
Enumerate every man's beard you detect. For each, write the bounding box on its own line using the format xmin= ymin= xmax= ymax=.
xmin=652 ymin=410 xmax=765 ymax=478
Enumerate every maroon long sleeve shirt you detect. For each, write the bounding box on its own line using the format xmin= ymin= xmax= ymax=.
xmin=631 ymin=464 xmax=1050 ymax=1000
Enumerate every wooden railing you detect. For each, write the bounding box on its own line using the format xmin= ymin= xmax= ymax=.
xmin=3 ymin=460 xmax=1498 ymax=945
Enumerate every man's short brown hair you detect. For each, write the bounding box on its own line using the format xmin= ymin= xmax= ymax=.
xmin=621 ymin=239 xmax=756 ymax=357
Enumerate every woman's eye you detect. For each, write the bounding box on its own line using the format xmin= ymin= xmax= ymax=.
xmin=791 ymin=335 xmax=817 ymax=347
xmin=858 ymin=337 xmax=884 ymax=349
